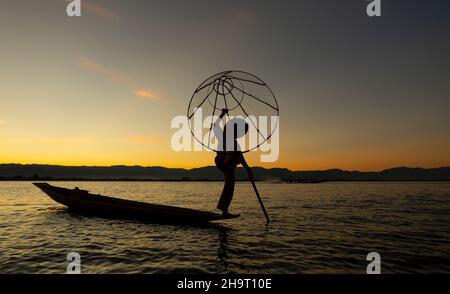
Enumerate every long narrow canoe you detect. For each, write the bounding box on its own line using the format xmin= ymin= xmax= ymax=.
xmin=33 ymin=183 xmax=238 ymax=223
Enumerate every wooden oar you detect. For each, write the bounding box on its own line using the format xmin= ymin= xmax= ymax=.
xmin=250 ymin=180 xmax=270 ymax=223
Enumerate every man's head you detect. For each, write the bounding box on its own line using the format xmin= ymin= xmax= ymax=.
xmin=223 ymin=118 xmax=249 ymax=151
xmin=224 ymin=118 xmax=249 ymax=140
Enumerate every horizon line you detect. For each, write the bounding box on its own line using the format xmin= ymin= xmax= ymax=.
xmin=1 ymin=163 xmax=449 ymax=173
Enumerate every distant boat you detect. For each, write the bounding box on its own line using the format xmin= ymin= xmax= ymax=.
xmin=33 ymin=183 xmax=238 ymax=224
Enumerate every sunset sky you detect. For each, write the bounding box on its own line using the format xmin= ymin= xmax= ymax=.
xmin=1 ymin=0 xmax=449 ymax=171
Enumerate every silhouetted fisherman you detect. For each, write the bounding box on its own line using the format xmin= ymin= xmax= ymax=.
xmin=213 ymin=108 xmax=254 ymax=217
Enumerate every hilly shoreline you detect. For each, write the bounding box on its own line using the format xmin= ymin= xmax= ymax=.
xmin=1 ymin=164 xmax=450 ymax=182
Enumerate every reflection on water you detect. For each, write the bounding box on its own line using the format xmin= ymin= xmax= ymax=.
xmin=1 ymin=181 xmax=450 ymax=273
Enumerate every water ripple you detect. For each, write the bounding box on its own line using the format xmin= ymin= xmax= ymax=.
xmin=0 ymin=181 xmax=449 ymax=273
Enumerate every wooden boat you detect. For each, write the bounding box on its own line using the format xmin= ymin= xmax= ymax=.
xmin=33 ymin=183 xmax=238 ymax=223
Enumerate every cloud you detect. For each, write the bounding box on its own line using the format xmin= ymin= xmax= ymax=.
xmin=126 ymin=136 xmax=160 ymax=145
xmin=75 ymin=57 xmax=134 ymax=87
xmin=134 ymin=89 xmax=162 ymax=101
xmin=74 ymin=57 xmax=162 ymax=102
xmin=84 ymin=2 xmax=118 ymax=19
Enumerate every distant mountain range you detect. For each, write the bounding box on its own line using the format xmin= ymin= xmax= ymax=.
xmin=1 ymin=164 xmax=450 ymax=181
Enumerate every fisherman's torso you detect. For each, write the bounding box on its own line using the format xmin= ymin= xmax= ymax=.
xmin=215 ymin=151 xmax=242 ymax=170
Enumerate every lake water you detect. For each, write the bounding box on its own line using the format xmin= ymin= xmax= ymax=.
xmin=0 ymin=181 xmax=449 ymax=274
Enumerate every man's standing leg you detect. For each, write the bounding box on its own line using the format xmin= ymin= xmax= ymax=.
xmin=217 ymin=169 xmax=235 ymax=213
